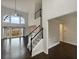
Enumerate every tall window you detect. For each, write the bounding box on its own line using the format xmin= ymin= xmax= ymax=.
xmin=2 ymin=15 xmax=25 ymax=38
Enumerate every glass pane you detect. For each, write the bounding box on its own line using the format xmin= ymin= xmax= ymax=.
xmin=11 ymin=16 xmax=20 ymax=24
xmin=3 ymin=28 xmax=11 ymax=38
xmin=11 ymin=28 xmax=23 ymax=37
xmin=21 ymin=28 xmax=23 ymax=36
xmin=3 ymin=27 xmax=23 ymax=38
xmin=2 ymin=28 xmax=4 ymax=37
xmin=21 ymin=17 xmax=25 ymax=24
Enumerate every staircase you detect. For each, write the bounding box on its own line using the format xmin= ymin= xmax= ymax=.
xmin=24 ymin=25 xmax=43 ymax=56
xmin=26 ymin=8 xmax=43 ymax=57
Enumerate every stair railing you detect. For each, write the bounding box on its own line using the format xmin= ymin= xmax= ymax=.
xmin=30 ymin=28 xmax=43 ymax=55
xmin=26 ymin=25 xmax=43 ymax=56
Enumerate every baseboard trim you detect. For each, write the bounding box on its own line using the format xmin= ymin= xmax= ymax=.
xmin=60 ymin=41 xmax=77 ymax=47
xmin=48 ymin=42 xmax=60 ymax=49
xmin=32 ymin=52 xmax=48 ymax=59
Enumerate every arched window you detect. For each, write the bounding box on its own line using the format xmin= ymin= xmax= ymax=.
xmin=3 ymin=15 xmax=25 ymax=24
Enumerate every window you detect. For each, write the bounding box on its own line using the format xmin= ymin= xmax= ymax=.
xmin=3 ymin=15 xmax=25 ymax=24
xmin=11 ymin=16 xmax=20 ymax=24
xmin=21 ymin=17 xmax=25 ymax=24
xmin=3 ymin=27 xmax=23 ymax=38
xmin=2 ymin=15 xmax=25 ymax=38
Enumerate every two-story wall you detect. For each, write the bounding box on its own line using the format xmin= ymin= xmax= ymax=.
xmin=42 ymin=0 xmax=77 ymax=54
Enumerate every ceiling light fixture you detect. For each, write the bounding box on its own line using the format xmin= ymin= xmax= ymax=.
xmin=14 ymin=0 xmax=17 ymax=16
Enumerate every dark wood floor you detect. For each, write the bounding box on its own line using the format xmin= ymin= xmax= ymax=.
xmin=32 ymin=52 xmax=48 ymax=59
xmin=1 ymin=37 xmax=31 ymax=59
xmin=32 ymin=42 xmax=77 ymax=59
xmin=49 ymin=42 xmax=77 ymax=59
xmin=1 ymin=38 xmax=77 ymax=59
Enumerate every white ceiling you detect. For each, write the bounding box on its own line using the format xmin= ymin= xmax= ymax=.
xmin=1 ymin=0 xmax=35 ymax=13
xmin=1 ymin=0 xmax=42 ymax=13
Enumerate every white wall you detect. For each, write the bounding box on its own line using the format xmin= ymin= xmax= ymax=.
xmin=48 ymin=12 xmax=77 ymax=49
xmin=42 ymin=0 xmax=77 ymax=54
xmin=34 ymin=17 xmax=40 ymax=26
xmin=62 ymin=12 xmax=77 ymax=45
xmin=42 ymin=0 xmax=77 ymax=20
xmin=48 ymin=20 xmax=60 ymax=48
xmin=35 ymin=0 xmax=42 ymax=12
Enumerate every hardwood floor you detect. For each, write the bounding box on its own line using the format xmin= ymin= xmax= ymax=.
xmin=60 ymin=42 xmax=77 ymax=59
xmin=48 ymin=44 xmax=61 ymax=59
xmin=32 ymin=42 xmax=77 ymax=59
xmin=48 ymin=42 xmax=77 ymax=59
xmin=32 ymin=52 xmax=48 ymax=59
xmin=1 ymin=37 xmax=31 ymax=59
xmin=1 ymin=38 xmax=77 ymax=59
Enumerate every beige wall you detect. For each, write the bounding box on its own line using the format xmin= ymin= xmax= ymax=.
xmin=48 ymin=12 xmax=77 ymax=47
xmin=63 ymin=12 xmax=77 ymax=45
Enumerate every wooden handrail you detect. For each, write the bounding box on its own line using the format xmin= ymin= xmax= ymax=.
xmin=28 ymin=25 xmax=41 ymax=36
xmin=31 ymin=28 xmax=43 ymax=40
